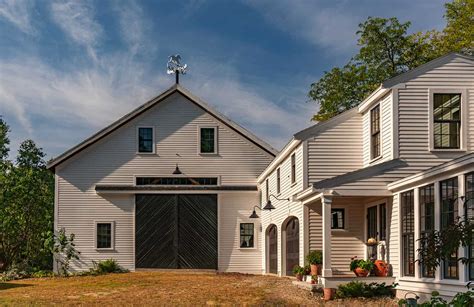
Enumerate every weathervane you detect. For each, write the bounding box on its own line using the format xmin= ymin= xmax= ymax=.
xmin=167 ymin=54 xmax=187 ymax=84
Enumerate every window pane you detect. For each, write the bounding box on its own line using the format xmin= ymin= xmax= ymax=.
xmin=440 ymin=177 xmax=459 ymax=279
xmin=331 ymin=209 xmax=344 ymax=229
xmin=419 ymin=184 xmax=435 ymax=277
xmin=380 ymin=204 xmax=387 ymax=241
xmin=200 ymin=128 xmax=215 ymax=153
xmin=138 ymin=128 xmax=153 ymax=153
xmin=240 ymin=223 xmax=254 ymax=248
xmin=291 ymin=154 xmax=296 ymax=184
xmin=370 ymin=105 xmax=381 ymax=159
xmin=401 ymin=190 xmax=415 ymax=276
xmin=97 ymin=223 xmax=112 ymax=249
xmin=465 ymin=172 xmax=474 ymax=280
xmin=433 ymin=94 xmax=461 ymax=149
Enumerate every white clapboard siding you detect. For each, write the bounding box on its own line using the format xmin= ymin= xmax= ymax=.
xmin=218 ymin=192 xmax=262 ymax=274
xmin=259 ymin=143 xmax=305 ymax=276
xmin=397 ymin=57 xmax=474 ymax=172
xmin=362 ymin=93 xmax=393 ymax=166
xmin=56 ymin=92 xmax=274 ymax=271
xmin=307 ymin=112 xmax=363 ymax=183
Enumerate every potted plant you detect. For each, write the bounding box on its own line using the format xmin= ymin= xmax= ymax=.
xmin=293 ymin=265 xmax=305 ymax=281
xmin=349 ymin=256 xmax=374 ymax=277
xmin=373 ymin=260 xmax=389 ymax=277
xmin=306 ymin=250 xmax=322 ymax=276
xmin=311 ymin=274 xmax=317 ymax=285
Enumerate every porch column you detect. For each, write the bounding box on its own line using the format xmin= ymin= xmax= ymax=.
xmin=322 ymin=196 xmax=332 ymax=277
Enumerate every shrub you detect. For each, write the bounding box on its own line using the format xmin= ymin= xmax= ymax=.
xmin=335 ymin=281 xmax=396 ymax=299
xmin=93 ymin=259 xmax=128 ymax=274
xmin=306 ymin=250 xmax=323 ymax=265
xmin=349 ymin=256 xmax=375 ymax=271
xmin=292 ymin=265 xmax=305 ymax=275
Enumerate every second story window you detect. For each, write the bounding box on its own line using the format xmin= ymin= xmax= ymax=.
xmin=199 ymin=127 xmax=217 ymax=154
xmin=266 ymin=178 xmax=269 ymax=201
xmin=291 ymin=153 xmax=296 ymax=184
xmin=138 ymin=127 xmax=154 ymax=153
xmin=276 ymin=168 xmax=281 ymax=194
xmin=433 ymin=93 xmax=461 ymax=149
xmin=370 ymin=104 xmax=381 ymax=159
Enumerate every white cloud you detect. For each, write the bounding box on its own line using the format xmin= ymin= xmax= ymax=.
xmin=50 ymin=0 xmax=102 ymax=61
xmin=0 ymin=0 xmax=35 ymax=34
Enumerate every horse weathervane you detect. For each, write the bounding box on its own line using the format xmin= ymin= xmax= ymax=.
xmin=167 ymin=54 xmax=188 ymax=84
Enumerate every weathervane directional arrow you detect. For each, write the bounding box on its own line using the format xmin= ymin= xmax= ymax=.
xmin=167 ymin=54 xmax=188 ymax=84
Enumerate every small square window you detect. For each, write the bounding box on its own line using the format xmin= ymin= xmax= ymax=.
xmin=240 ymin=223 xmax=254 ymax=248
xmin=96 ymin=222 xmax=114 ymax=249
xmin=138 ymin=127 xmax=154 ymax=153
xmin=331 ymin=209 xmax=345 ymax=229
xmin=200 ymin=127 xmax=217 ymax=154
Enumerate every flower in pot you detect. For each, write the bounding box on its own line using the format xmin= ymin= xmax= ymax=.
xmin=292 ymin=265 xmax=305 ymax=281
xmin=373 ymin=260 xmax=389 ymax=277
xmin=349 ymin=256 xmax=374 ymax=277
xmin=306 ymin=250 xmax=323 ymax=276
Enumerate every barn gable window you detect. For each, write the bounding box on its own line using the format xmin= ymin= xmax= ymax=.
xmin=240 ymin=223 xmax=254 ymax=248
xmin=95 ymin=222 xmax=114 ymax=250
xmin=370 ymin=104 xmax=381 ymax=160
xmin=199 ymin=127 xmax=217 ymax=154
xmin=138 ymin=127 xmax=154 ymax=153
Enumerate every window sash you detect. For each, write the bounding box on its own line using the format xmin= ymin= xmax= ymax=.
xmin=291 ymin=154 xmax=296 ymax=184
xmin=265 ymin=179 xmax=269 ymax=201
xmin=465 ymin=172 xmax=474 ymax=280
xmin=370 ymin=105 xmax=381 ymax=159
xmin=200 ymin=128 xmax=216 ymax=153
xmin=97 ymin=223 xmax=112 ymax=249
xmin=240 ymin=223 xmax=254 ymax=248
xmin=419 ymin=184 xmax=435 ymax=277
xmin=138 ymin=127 xmax=153 ymax=153
xmin=433 ymin=94 xmax=461 ymax=149
xmin=401 ymin=190 xmax=415 ymax=276
xmin=379 ymin=203 xmax=387 ymax=241
xmin=331 ymin=209 xmax=344 ymax=229
xmin=276 ymin=168 xmax=281 ymax=194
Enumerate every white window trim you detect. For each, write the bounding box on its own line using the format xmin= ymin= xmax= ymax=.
xmin=136 ymin=126 xmax=155 ymax=154
xmin=238 ymin=222 xmax=257 ymax=250
xmin=198 ymin=126 xmax=218 ymax=155
xmin=369 ymin=103 xmax=382 ymax=162
xmin=94 ymin=221 xmax=115 ymax=251
xmin=428 ymin=88 xmax=467 ymax=152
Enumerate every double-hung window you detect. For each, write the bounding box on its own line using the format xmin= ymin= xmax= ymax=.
xmin=465 ymin=172 xmax=474 ymax=280
xmin=240 ymin=223 xmax=254 ymax=248
xmin=291 ymin=153 xmax=296 ymax=184
xmin=96 ymin=222 xmax=114 ymax=250
xmin=370 ymin=104 xmax=381 ymax=159
xmin=440 ymin=177 xmax=459 ymax=279
xmin=276 ymin=168 xmax=281 ymax=194
xmin=433 ymin=93 xmax=461 ymax=149
xmin=199 ymin=127 xmax=217 ymax=154
xmin=138 ymin=127 xmax=154 ymax=153
xmin=401 ymin=190 xmax=415 ymax=277
xmin=419 ymin=184 xmax=435 ymax=277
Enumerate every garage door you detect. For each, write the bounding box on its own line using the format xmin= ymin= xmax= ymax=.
xmin=135 ymin=194 xmax=218 ymax=269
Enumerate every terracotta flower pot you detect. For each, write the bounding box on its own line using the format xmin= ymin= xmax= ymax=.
xmin=296 ymin=274 xmax=303 ymax=281
xmin=354 ymin=268 xmax=369 ymax=277
xmin=310 ymin=264 xmax=321 ymax=276
xmin=323 ymin=288 xmax=335 ymax=300
xmin=374 ymin=260 xmax=388 ymax=277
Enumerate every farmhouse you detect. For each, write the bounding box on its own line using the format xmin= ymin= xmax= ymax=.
xmin=48 ymin=52 xmax=474 ymax=298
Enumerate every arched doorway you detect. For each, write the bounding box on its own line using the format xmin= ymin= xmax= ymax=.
xmin=266 ymin=224 xmax=278 ymax=274
xmin=285 ymin=217 xmax=299 ymax=276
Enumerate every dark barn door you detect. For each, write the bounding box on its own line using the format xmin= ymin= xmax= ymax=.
xmin=267 ymin=224 xmax=278 ymax=274
xmin=135 ymin=194 xmax=217 ymax=269
xmin=285 ymin=217 xmax=299 ymax=276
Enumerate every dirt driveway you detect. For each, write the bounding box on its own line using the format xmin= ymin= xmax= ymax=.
xmin=0 ymin=271 xmax=396 ymax=306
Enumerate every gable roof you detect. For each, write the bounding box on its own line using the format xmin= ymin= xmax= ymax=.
xmin=47 ymin=84 xmax=278 ymax=171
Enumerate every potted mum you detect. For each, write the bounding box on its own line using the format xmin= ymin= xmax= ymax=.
xmin=306 ymin=250 xmax=323 ymax=276
xmin=349 ymin=256 xmax=374 ymax=277
xmin=373 ymin=260 xmax=389 ymax=276
xmin=293 ymin=265 xmax=305 ymax=281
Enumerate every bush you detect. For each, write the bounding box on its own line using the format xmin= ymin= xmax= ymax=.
xmin=292 ymin=265 xmax=305 ymax=275
xmin=306 ymin=250 xmax=323 ymax=265
xmin=92 ymin=259 xmax=128 ymax=274
xmin=0 ymin=264 xmax=54 ymax=281
xmin=335 ymin=281 xmax=396 ymax=299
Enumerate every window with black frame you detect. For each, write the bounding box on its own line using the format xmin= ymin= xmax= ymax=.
xmin=433 ymin=93 xmax=461 ymax=149
xmin=401 ymin=190 xmax=415 ymax=277
xmin=331 ymin=209 xmax=345 ymax=229
xmin=370 ymin=104 xmax=381 ymax=159
xmin=440 ymin=177 xmax=459 ymax=279
xmin=240 ymin=223 xmax=254 ymax=248
xmin=138 ymin=127 xmax=153 ymax=153
xmin=96 ymin=222 xmax=112 ymax=249
xmin=379 ymin=203 xmax=387 ymax=241
xmin=291 ymin=153 xmax=296 ymax=184
xmin=200 ymin=127 xmax=216 ymax=154
xmin=420 ymin=184 xmax=435 ymax=278
xmin=276 ymin=168 xmax=281 ymax=194
xmin=465 ymin=172 xmax=474 ymax=281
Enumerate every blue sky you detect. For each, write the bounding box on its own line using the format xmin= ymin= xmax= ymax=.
xmin=0 ymin=0 xmax=446 ymax=158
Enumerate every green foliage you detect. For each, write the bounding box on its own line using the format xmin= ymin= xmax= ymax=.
xmin=309 ymin=1 xmax=473 ymax=121
xmin=47 ymin=228 xmax=80 ymax=276
xmin=0 ymin=117 xmax=9 ymax=163
xmin=418 ymin=291 xmax=447 ymax=307
xmin=306 ymin=250 xmax=323 ymax=265
xmin=399 ymin=289 xmax=474 ymax=307
xmin=292 ymin=265 xmax=305 ymax=275
xmin=93 ymin=259 xmax=128 ymax=274
xmin=349 ymin=256 xmax=375 ymax=271
xmin=335 ymin=281 xmax=396 ymax=299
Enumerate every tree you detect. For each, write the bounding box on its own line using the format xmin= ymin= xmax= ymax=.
xmin=309 ymin=1 xmax=473 ymax=121
xmin=0 ymin=117 xmax=9 ymax=162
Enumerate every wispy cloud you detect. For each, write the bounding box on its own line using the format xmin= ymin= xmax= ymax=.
xmin=0 ymin=0 xmax=35 ymax=34
xmin=50 ymin=0 xmax=102 ymax=61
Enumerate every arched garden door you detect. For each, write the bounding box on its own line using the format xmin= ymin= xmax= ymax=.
xmin=267 ymin=224 xmax=278 ymax=274
xmin=285 ymin=217 xmax=299 ymax=276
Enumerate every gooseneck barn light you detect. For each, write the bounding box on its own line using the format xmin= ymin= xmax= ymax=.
xmin=249 ymin=194 xmax=289 ymax=218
